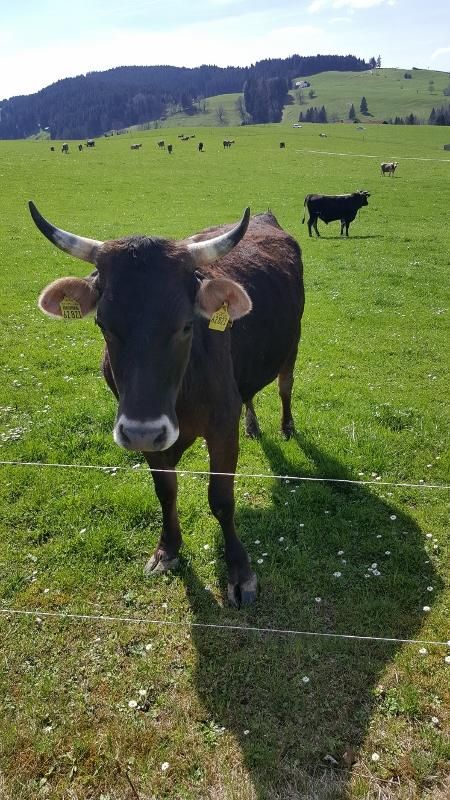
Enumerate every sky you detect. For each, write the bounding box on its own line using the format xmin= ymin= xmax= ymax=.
xmin=1 ymin=0 xmax=449 ymax=99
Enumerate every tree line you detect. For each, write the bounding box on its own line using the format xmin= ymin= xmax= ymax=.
xmin=0 ymin=54 xmax=370 ymax=139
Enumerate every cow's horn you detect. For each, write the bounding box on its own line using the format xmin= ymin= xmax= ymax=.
xmin=187 ymin=207 xmax=250 ymax=266
xmin=29 ymin=201 xmax=103 ymax=264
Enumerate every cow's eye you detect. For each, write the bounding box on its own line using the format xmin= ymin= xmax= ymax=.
xmin=182 ymin=321 xmax=194 ymax=335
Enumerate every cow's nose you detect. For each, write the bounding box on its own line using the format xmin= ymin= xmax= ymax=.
xmin=114 ymin=415 xmax=179 ymax=452
xmin=119 ymin=422 xmax=167 ymax=449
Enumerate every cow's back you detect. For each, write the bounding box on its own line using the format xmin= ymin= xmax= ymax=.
xmin=195 ymin=213 xmax=304 ymax=402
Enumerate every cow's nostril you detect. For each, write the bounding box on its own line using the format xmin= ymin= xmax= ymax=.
xmin=153 ymin=425 xmax=167 ymax=446
xmin=119 ymin=423 xmax=131 ymax=444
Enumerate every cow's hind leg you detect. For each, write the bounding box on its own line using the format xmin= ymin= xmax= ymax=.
xmin=206 ymin=423 xmax=257 ymax=607
xmin=279 ymin=340 xmax=299 ymax=439
xmin=143 ymin=440 xmax=192 ymax=575
xmin=244 ymin=397 xmax=261 ymax=439
xmin=312 ymin=216 xmax=320 ymax=237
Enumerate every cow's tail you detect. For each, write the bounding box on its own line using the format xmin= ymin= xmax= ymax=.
xmin=301 ymin=195 xmax=308 ymax=224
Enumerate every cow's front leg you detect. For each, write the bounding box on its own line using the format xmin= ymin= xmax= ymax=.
xmin=143 ymin=446 xmax=188 ymax=576
xmin=206 ymin=427 xmax=257 ymax=607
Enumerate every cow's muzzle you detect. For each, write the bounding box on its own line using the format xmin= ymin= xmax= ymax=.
xmin=113 ymin=414 xmax=179 ymax=452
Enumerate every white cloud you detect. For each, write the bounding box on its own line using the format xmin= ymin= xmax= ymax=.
xmin=309 ymin=0 xmax=393 ymax=11
xmin=431 ymin=46 xmax=450 ymax=60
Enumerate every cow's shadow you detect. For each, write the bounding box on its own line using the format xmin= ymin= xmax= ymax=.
xmin=310 ymin=234 xmax=382 ymax=240
xmin=181 ymin=431 xmax=440 ymax=798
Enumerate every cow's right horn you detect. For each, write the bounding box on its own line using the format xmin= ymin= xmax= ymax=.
xmin=29 ymin=201 xmax=103 ymax=264
xmin=187 ymin=207 xmax=250 ymax=266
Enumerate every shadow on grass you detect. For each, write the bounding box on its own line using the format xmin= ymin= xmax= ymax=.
xmin=310 ymin=234 xmax=382 ymax=240
xmin=182 ymin=431 xmax=442 ymax=798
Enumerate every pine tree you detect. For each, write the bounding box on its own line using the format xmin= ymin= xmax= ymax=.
xmin=360 ymin=96 xmax=368 ymax=114
xmin=349 ymin=103 xmax=356 ymax=120
xmin=376 ymin=55 xmax=381 ymax=69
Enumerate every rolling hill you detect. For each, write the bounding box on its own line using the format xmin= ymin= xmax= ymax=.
xmin=145 ymin=68 xmax=450 ymax=131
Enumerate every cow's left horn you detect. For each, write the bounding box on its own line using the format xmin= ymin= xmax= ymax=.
xmin=29 ymin=201 xmax=103 ymax=264
xmin=187 ymin=207 xmax=250 ymax=266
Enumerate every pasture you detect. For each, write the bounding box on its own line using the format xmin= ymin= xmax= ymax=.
xmin=0 ymin=123 xmax=449 ymax=800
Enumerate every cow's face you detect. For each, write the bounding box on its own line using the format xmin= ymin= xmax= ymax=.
xmin=31 ymin=203 xmax=251 ymax=452
xmin=358 ymin=191 xmax=370 ymax=207
xmin=96 ymin=239 xmax=204 ymax=451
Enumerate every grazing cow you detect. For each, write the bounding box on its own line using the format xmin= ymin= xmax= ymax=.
xmin=198 ymin=142 xmax=204 ymax=152
xmin=279 ymin=142 xmax=286 ymax=149
xmin=131 ymin=143 xmax=142 ymax=150
xmin=50 ymin=147 xmax=55 ymax=152
xmin=380 ymin=161 xmax=398 ymax=176
xmin=86 ymin=139 xmax=95 ymax=148
xmin=61 ymin=143 xmax=69 ymax=154
xmin=157 ymin=140 xmax=165 ymax=149
xmin=167 ymin=144 xmax=173 ymax=154
xmin=319 ymin=133 xmax=327 ymax=138
xmin=302 ymin=191 xmax=370 ymax=237
xmin=223 ymin=140 xmax=235 ymax=149
xmin=181 ymin=136 xmax=190 ymax=142
xmin=78 ymin=144 xmax=83 ymax=152
xmin=30 ymin=202 xmax=304 ymax=607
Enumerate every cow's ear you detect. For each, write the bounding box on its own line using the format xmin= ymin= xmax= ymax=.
xmin=38 ymin=276 xmax=99 ymax=319
xmin=196 ymin=277 xmax=252 ymax=321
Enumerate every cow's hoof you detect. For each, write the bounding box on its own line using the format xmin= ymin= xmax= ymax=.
xmin=144 ymin=554 xmax=180 ymax=576
xmin=245 ymin=419 xmax=261 ymax=439
xmin=281 ymin=420 xmax=295 ymax=440
xmin=227 ymin=572 xmax=258 ymax=608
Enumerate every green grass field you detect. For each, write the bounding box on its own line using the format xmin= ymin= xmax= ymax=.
xmin=0 ymin=123 xmax=449 ymax=800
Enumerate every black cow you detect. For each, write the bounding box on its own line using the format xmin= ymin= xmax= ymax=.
xmin=223 ymin=140 xmax=235 ymax=149
xmin=198 ymin=142 xmax=204 ymax=152
xmin=50 ymin=147 xmax=55 ymax=152
xmin=157 ymin=140 xmax=165 ymax=149
xmin=280 ymin=142 xmax=285 ymax=149
xmin=78 ymin=144 xmax=83 ymax=152
xmin=86 ymin=139 xmax=95 ymax=148
xmin=131 ymin=143 xmax=142 ymax=150
xmin=302 ymin=191 xmax=370 ymax=237
xmin=61 ymin=143 xmax=69 ymax=154
xmin=167 ymin=144 xmax=173 ymax=154
xmin=30 ymin=203 xmax=304 ymax=607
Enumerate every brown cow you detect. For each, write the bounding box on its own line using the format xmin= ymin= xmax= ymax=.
xmin=30 ymin=203 xmax=304 ymax=606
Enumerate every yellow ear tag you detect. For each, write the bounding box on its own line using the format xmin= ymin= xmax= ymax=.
xmin=59 ymin=296 xmax=82 ymax=319
xmin=208 ymin=302 xmax=230 ymax=332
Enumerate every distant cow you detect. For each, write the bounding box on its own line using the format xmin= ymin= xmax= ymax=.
xmin=279 ymin=142 xmax=285 ymax=149
xmin=30 ymin=203 xmax=304 ymax=607
xmin=167 ymin=144 xmax=173 ymax=154
xmin=78 ymin=144 xmax=83 ymax=152
xmin=198 ymin=142 xmax=204 ymax=152
xmin=223 ymin=140 xmax=235 ymax=149
xmin=50 ymin=147 xmax=55 ymax=152
xmin=131 ymin=143 xmax=142 ymax=150
xmin=61 ymin=143 xmax=69 ymax=154
xmin=380 ymin=161 xmax=398 ymax=176
xmin=157 ymin=140 xmax=165 ymax=149
xmin=302 ymin=191 xmax=370 ymax=237
xmin=181 ymin=136 xmax=190 ymax=142
xmin=319 ymin=133 xmax=327 ymax=138
xmin=86 ymin=139 xmax=95 ymax=148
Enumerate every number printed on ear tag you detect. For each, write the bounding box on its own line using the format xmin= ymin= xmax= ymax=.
xmin=60 ymin=297 xmax=82 ymax=319
xmin=208 ymin=303 xmax=230 ymax=332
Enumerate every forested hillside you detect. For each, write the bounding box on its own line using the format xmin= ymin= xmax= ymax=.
xmin=0 ymin=54 xmax=369 ymax=139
